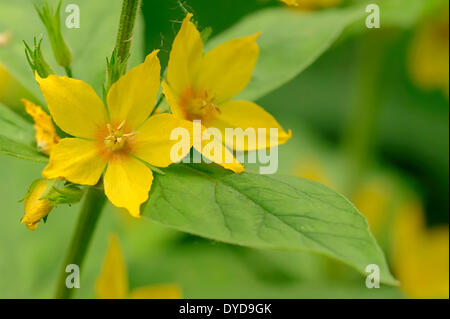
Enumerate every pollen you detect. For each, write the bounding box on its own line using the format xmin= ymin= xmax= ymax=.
xmin=104 ymin=121 xmax=135 ymax=152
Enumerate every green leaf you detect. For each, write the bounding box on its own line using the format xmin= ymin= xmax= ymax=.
xmin=0 ymin=102 xmax=46 ymax=163
xmin=0 ymin=135 xmax=47 ymax=162
xmin=206 ymin=7 xmax=359 ymax=102
xmin=0 ymin=0 xmax=144 ymax=100
xmin=142 ymin=163 xmax=397 ymax=285
xmin=0 ymin=102 xmax=35 ymax=145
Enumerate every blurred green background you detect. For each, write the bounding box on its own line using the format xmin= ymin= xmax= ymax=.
xmin=0 ymin=0 xmax=448 ymax=298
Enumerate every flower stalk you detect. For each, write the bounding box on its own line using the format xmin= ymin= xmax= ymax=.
xmin=341 ymin=32 xmax=392 ymax=198
xmin=53 ymin=0 xmax=142 ymax=299
xmin=54 ymin=185 xmax=106 ymax=299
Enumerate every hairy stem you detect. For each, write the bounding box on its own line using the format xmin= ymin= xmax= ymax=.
xmin=115 ymin=0 xmax=141 ymax=63
xmin=105 ymin=0 xmax=141 ymax=94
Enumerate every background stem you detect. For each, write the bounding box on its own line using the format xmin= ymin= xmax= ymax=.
xmin=54 ymin=186 xmax=106 ymax=299
xmin=341 ymin=31 xmax=391 ymax=198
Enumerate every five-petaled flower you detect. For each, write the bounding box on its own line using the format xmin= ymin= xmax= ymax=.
xmin=162 ymin=13 xmax=291 ymax=173
xmin=37 ymin=50 xmax=192 ymax=217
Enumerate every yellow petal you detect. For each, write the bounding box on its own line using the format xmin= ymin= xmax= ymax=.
xmin=210 ymin=100 xmax=291 ymax=151
xmin=36 ymin=74 xmax=108 ymax=139
xmin=107 ymin=51 xmax=161 ymax=129
xmin=393 ymin=201 xmax=449 ymax=298
xmin=130 ymin=284 xmax=182 ymax=299
xmin=167 ymin=13 xmax=203 ymax=96
xmin=23 ymin=99 xmax=60 ymax=155
xmin=196 ymin=33 xmax=260 ymax=105
xmin=96 ymin=234 xmax=129 ymax=299
xmin=162 ymin=81 xmax=185 ymax=119
xmin=42 ymin=138 xmax=107 ymax=185
xmin=21 ymin=179 xmax=54 ymax=231
xmin=196 ymin=125 xmax=244 ymax=173
xmin=104 ymin=155 xmax=153 ymax=218
xmin=133 ymin=113 xmax=193 ymax=167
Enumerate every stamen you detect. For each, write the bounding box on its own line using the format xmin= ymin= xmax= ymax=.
xmin=103 ymin=121 xmax=134 ymax=152
xmin=117 ymin=121 xmax=125 ymax=130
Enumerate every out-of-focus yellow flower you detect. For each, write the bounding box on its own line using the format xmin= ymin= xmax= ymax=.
xmin=280 ymin=0 xmax=341 ymax=10
xmin=393 ymin=201 xmax=449 ymax=298
xmin=21 ymin=179 xmax=54 ymax=231
xmin=163 ymin=13 xmax=291 ymax=173
xmin=294 ymin=156 xmax=334 ymax=187
xmin=96 ymin=235 xmax=182 ymax=299
xmin=353 ymin=179 xmax=392 ymax=235
xmin=409 ymin=9 xmax=449 ymax=96
xmin=23 ymin=99 xmax=60 ymax=155
xmin=0 ymin=62 xmax=35 ymax=111
xmin=0 ymin=62 xmax=13 ymax=103
xmin=0 ymin=31 xmax=12 ymax=47
xmin=36 ymin=51 xmax=193 ymax=217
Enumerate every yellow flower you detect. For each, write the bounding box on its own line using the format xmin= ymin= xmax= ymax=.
xmin=162 ymin=14 xmax=291 ymax=173
xmin=21 ymin=179 xmax=54 ymax=231
xmin=96 ymin=234 xmax=182 ymax=299
xmin=280 ymin=0 xmax=341 ymax=10
xmin=37 ymin=51 xmax=193 ymax=217
xmin=23 ymin=99 xmax=60 ymax=155
xmin=393 ymin=201 xmax=449 ymax=299
xmin=408 ymin=9 xmax=449 ymax=96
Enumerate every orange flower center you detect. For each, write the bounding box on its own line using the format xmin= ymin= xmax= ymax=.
xmin=180 ymin=88 xmax=221 ymax=125
xmin=103 ymin=121 xmax=135 ymax=153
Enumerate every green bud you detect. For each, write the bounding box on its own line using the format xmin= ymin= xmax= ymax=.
xmin=104 ymin=48 xmax=130 ymax=95
xmin=40 ymin=182 xmax=85 ymax=205
xmin=24 ymin=36 xmax=54 ymax=78
xmin=35 ymin=0 xmax=73 ymax=71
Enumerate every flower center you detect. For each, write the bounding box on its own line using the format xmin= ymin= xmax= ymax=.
xmin=181 ymin=88 xmax=221 ymax=124
xmin=104 ymin=121 xmax=135 ymax=152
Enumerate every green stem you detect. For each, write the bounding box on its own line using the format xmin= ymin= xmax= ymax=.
xmin=341 ymin=32 xmax=391 ymax=198
xmin=114 ymin=0 xmax=141 ymax=67
xmin=54 ymin=186 xmax=106 ymax=299
xmin=105 ymin=0 xmax=141 ymax=94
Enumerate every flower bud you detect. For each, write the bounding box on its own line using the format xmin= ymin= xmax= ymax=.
xmin=21 ymin=179 xmax=54 ymax=231
xmin=24 ymin=37 xmax=54 ymax=78
xmin=35 ymin=1 xmax=73 ymax=69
